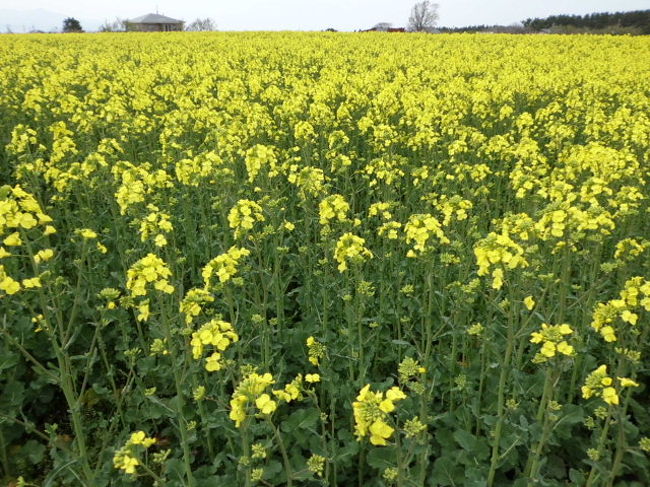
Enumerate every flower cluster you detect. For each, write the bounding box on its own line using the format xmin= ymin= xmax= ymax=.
xmin=435 ymin=195 xmax=473 ymax=226
xmin=202 ymin=246 xmax=250 ymax=288
xmin=581 ymin=365 xmax=639 ymax=406
xmin=524 ymin=296 xmax=535 ymax=310
xmin=0 ymin=185 xmax=55 ymax=295
xmin=368 ymin=202 xmax=394 ymax=220
xmin=534 ymin=205 xmax=616 ymax=244
xmin=333 ymin=233 xmax=373 ymax=272
xmin=113 ymin=431 xmax=156 ymax=475
xmin=306 ymin=336 xmax=326 ymax=366
xmin=180 ymin=288 xmax=215 ymax=324
xmin=190 ymin=319 xmax=239 ymax=371
xmin=474 ymin=231 xmax=529 ymax=289
xmin=307 ymin=454 xmax=326 ymax=477
xmin=113 ymin=165 xmax=172 ymax=215
xmin=245 ymin=144 xmax=277 ymax=182
xmin=614 ymin=238 xmax=648 ymax=263
xmin=138 ymin=204 xmax=173 ymax=247
xmin=175 ymin=151 xmax=226 ymax=186
xmin=363 ymin=155 xmax=405 ymax=186
xmin=534 ymin=208 xmax=569 ymax=239
xmin=272 ymin=374 xmax=305 ymax=403
xmin=378 ymin=221 xmax=402 ymax=240
xmin=404 ymin=213 xmax=449 ymax=257
xmin=125 ymin=253 xmax=174 ymax=298
xmin=33 ymin=248 xmax=54 ymax=264
xmin=319 ymin=194 xmax=349 ymax=225
xmin=294 ymin=120 xmax=316 ymax=142
xmin=75 ymin=228 xmax=97 ymax=240
xmin=124 ymin=254 xmax=174 ymax=321
xmin=0 ymin=185 xmax=53 ymax=235
xmin=229 ymin=370 xmax=319 ymax=429
xmin=529 ymin=323 xmax=575 ymax=363
xmin=353 ymin=385 xmax=406 ymax=446
xmin=0 ymin=266 xmax=22 ymax=295
xmin=403 ymin=417 xmax=427 ymax=438
xmin=229 ymin=372 xmax=276 ymax=427
xmin=228 ymin=199 xmax=265 ymax=239
xmin=398 ymin=357 xmax=426 ymax=379
xmin=6 ymin=124 xmax=44 ymax=156
xmin=398 ymin=357 xmax=427 ymax=394
xmin=591 ymin=276 xmax=650 ymax=343
xmin=287 ymin=165 xmax=325 ymax=198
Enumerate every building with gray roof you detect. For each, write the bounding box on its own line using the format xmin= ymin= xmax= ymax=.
xmin=126 ymin=13 xmax=184 ymax=32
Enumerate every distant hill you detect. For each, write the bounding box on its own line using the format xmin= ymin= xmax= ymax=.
xmin=0 ymin=8 xmax=103 ymax=33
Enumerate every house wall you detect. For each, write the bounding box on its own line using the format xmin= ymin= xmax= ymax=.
xmin=128 ymin=23 xmax=183 ymax=32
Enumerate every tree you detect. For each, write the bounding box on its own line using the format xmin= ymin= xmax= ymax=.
xmin=408 ymin=1 xmax=439 ymax=32
xmin=100 ymin=17 xmax=127 ymax=32
xmin=185 ymin=18 xmax=217 ymax=31
xmin=62 ymin=17 xmax=83 ymax=33
xmin=371 ymin=22 xmax=393 ymax=31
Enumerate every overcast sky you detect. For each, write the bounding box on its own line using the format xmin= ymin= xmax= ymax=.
xmin=2 ymin=0 xmax=649 ymax=31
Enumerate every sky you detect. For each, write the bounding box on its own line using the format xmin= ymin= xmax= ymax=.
xmin=2 ymin=0 xmax=649 ymax=32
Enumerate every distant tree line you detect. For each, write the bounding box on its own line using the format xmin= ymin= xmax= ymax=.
xmin=523 ymin=10 xmax=650 ymax=34
xmin=438 ymin=24 xmax=527 ymax=34
xmin=439 ymin=9 xmax=650 ymax=35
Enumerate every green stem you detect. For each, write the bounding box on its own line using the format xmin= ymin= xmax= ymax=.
xmin=140 ymin=461 xmax=164 ymax=483
xmin=525 ymin=367 xmax=556 ymax=480
xmin=0 ymin=326 xmax=58 ymax=383
xmin=475 ymin=343 xmax=487 ymax=436
xmin=607 ymin=381 xmax=636 ymax=486
xmin=21 ymin=234 xmax=94 ymax=483
xmin=197 ymin=399 xmax=214 ymax=459
xmin=417 ymin=261 xmax=436 ymax=484
xmin=328 ymin=381 xmax=338 ymax=486
xmin=486 ymin=313 xmax=516 ymax=486
xmin=268 ymin=417 xmax=293 ymax=487
xmin=240 ymin=425 xmax=251 ymax=487
xmin=358 ymin=446 xmax=365 ymax=487
xmin=0 ymin=429 xmax=10 ymax=478
xmin=423 ymin=264 xmax=435 ymax=359
xmin=160 ymin=298 xmax=195 ymax=487
xmin=0 ymin=414 xmax=51 ymax=444
xmin=585 ymin=409 xmax=613 ymax=487
xmin=417 ymin=375 xmax=437 ymax=485
xmin=273 ymin=241 xmax=285 ymax=326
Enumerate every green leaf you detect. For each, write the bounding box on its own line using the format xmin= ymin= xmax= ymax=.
xmin=23 ymin=439 xmax=46 ymax=464
xmin=165 ymin=458 xmax=187 ymax=484
xmin=0 ymin=351 xmax=19 ymax=372
xmin=281 ymin=407 xmax=319 ymax=432
xmin=569 ymin=468 xmax=586 ymax=484
xmin=453 ymin=429 xmax=476 ymax=451
xmin=430 ymin=455 xmax=464 ymax=486
xmin=333 ymin=438 xmax=359 ymax=462
xmin=453 ymin=429 xmax=489 ymax=461
xmin=366 ymin=446 xmax=397 ymax=470
xmin=264 ymin=459 xmax=283 ymax=479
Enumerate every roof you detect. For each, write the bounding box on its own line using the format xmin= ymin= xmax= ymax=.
xmin=128 ymin=13 xmax=183 ymax=24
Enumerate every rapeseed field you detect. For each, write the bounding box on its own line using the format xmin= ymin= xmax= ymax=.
xmin=1 ymin=32 xmax=649 ymax=486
